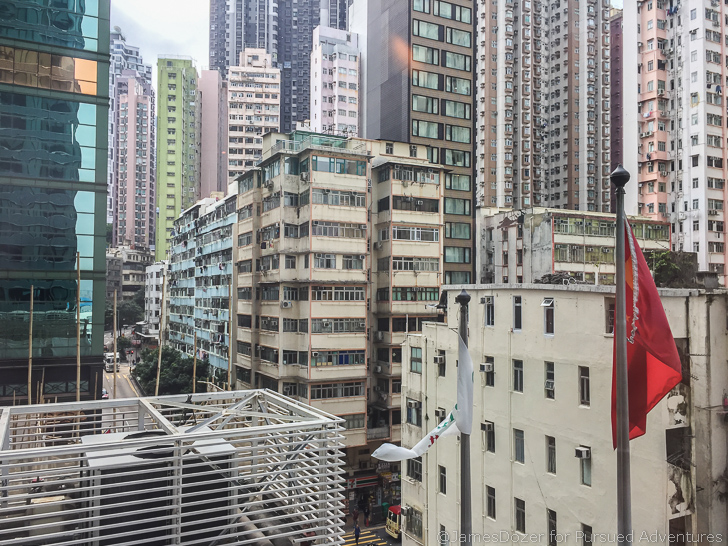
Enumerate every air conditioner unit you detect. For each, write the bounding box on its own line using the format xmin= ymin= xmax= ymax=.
xmin=402 ymin=180 xmax=409 ymax=187
xmin=709 ymin=209 xmax=719 ymax=215
xmin=435 ymin=409 xmax=446 ymax=421
xmin=406 ymin=400 xmax=420 ymax=409
xmin=374 ymin=242 xmax=383 ymax=250
xmin=280 ymin=301 xmax=292 ymax=308
xmin=434 ymin=355 xmax=445 ymax=365
xmin=657 ymin=90 xmax=665 ymax=96
xmin=359 ymin=255 xmax=366 ymax=260
xmin=358 ymin=321 xmax=366 ymax=328
xmin=375 ymin=331 xmax=384 ymax=342
xmin=586 ymin=247 xmax=594 ymax=252
xmin=322 ymin=320 xmax=331 ymax=327
xmin=545 ymin=380 xmax=555 ymax=390
xmin=300 ymin=172 xmax=309 ymax=182
xmin=415 ymin=200 xmax=424 ymax=206
xmin=480 ymin=362 xmax=494 ymax=373
xmin=375 ymin=365 xmax=382 ymax=374
xmin=647 ymin=162 xmax=653 ymax=167
xmin=575 ymin=447 xmax=591 ymax=459
xmin=311 ymin=351 xmax=319 ymax=357
xmin=265 ymin=180 xmax=274 ymax=189
xmin=659 ymin=111 xmax=667 ymax=117
xmin=374 ymin=385 xmax=382 ymax=392
xmin=481 ymin=422 xmax=494 ymax=432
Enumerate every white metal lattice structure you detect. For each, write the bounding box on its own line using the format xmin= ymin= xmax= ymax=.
xmin=0 ymin=389 xmax=346 ymax=545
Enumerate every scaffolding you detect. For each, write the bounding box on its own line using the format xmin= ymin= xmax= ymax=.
xmin=0 ymin=390 xmax=346 ymax=545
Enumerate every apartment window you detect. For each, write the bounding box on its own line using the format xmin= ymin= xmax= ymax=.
xmin=485 ymin=356 xmax=495 ymax=387
xmin=580 ymin=448 xmax=592 ymax=486
xmin=412 ymin=44 xmax=440 ymax=65
xmin=437 ymin=351 xmax=446 ymax=377
xmin=542 ymin=298 xmax=554 ymax=335
xmin=406 ymin=399 xmax=422 ymax=426
xmin=412 ymin=19 xmax=443 ymax=41
xmin=386 ymin=142 xmax=393 ymax=154
xmin=515 ymin=498 xmax=526 ymax=533
xmin=486 ymin=486 xmax=496 ymax=519
xmin=545 ymin=361 xmax=555 ymax=399
xmin=406 ymin=507 xmax=423 ymax=539
xmin=284 ymin=255 xmax=296 ymax=269
xmin=513 ymin=359 xmax=524 ymax=392
xmin=514 ymin=429 xmax=525 ymax=463
xmin=407 ymin=456 xmax=423 ymax=481
xmin=484 ymin=296 xmax=495 ymax=326
xmin=546 ymin=436 xmax=556 ymax=474
xmin=411 ymin=347 xmax=423 ymax=373
xmin=438 ymin=465 xmax=447 ymax=494
xmin=513 ymin=296 xmax=522 ymax=330
xmin=582 ymin=524 xmax=593 ymax=545
xmin=547 ymin=510 xmax=558 ymax=546
xmin=439 ymin=525 xmax=447 ymax=546
xmin=579 ymin=367 xmax=590 ymax=406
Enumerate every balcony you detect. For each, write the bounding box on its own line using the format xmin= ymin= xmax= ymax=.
xmin=367 ymin=426 xmax=390 ymax=440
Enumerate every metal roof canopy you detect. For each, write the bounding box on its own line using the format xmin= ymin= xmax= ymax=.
xmin=0 ymin=389 xmax=346 ymax=545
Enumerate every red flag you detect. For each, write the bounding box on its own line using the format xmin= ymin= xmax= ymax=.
xmin=611 ymin=222 xmax=682 ymax=447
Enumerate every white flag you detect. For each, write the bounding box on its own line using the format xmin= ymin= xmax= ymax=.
xmin=372 ymin=411 xmax=459 ymax=462
xmin=453 ymin=335 xmax=474 ymax=435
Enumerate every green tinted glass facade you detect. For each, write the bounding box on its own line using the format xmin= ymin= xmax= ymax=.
xmin=0 ymin=0 xmax=110 ymax=403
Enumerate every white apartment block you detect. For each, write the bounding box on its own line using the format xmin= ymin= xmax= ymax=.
xmin=627 ymin=0 xmax=728 ymax=283
xmin=227 ymin=49 xmax=281 ymax=182
xmin=310 ymin=26 xmax=361 ymax=136
xmin=144 ymin=261 xmax=167 ymax=335
xmin=476 ymin=0 xmax=613 ymax=212
xmin=234 ymin=130 xmax=444 ymax=498
xmin=401 ymin=285 xmax=728 ymax=544
xmin=476 ymin=207 xmax=670 ymax=284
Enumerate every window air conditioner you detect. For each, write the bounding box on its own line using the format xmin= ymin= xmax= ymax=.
xmin=435 ymin=409 xmax=446 ymax=421
xmin=480 ymin=362 xmax=494 ymax=373
xmin=481 ymin=422 xmax=494 ymax=432
xmin=374 ymin=242 xmax=383 ymax=250
xmin=311 ymin=351 xmax=319 ymax=357
xmin=575 ymin=447 xmax=591 ymax=459
xmin=545 ymin=380 xmax=555 ymax=390
xmin=406 ymin=400 xmax=420 ymax=409
xmin=434 ymin=355 xmax=445 ymax=365
xmin=322 ymin=320 xmax=331 ymax=327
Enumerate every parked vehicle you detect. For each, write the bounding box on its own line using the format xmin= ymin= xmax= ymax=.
xmin=385 ymin=505 xmax=401 ymax=540
xmin=104 ymin=353 xmax=120 ymax=372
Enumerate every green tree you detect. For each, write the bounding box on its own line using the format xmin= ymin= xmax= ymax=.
xmin=134 ymin=346 xmax=210 ymax=396
xmin=117 ymin=300 xmax=143 ymax=328
xmin=116 ymin=335 xmax=132 ymax=353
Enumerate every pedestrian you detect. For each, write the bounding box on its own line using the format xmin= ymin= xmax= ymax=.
xmin=354 ymin=523 xmax=361 ymax=545
xmin=352 ymin=507 xmax=359 ymax=525
xmin=363 ymin=504 xmax=370 ymax=527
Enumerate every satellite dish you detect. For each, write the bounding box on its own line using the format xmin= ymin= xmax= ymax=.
xmin=113 ymin=26 xmax=121 ymax=33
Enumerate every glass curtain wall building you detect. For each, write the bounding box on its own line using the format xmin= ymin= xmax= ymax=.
xmin=0 ymin=0 xmax=110 ymax=403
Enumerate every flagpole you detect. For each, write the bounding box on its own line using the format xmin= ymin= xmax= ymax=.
xmin=455 ymin=289 xmax=471 ymax=546
xmin=612 ymin=165 xmax=632 ymax=544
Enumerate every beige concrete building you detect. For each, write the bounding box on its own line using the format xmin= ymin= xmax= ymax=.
xmin=106 ymin=246 xmax=154 ymax=301
xmin=233 ymin=130 xmax=445 ymax=504
xmin=227 ymin=49 xmax=281 ymax=182
xmin=400 ymin=285 xmax=727 ymax=544
xmin=477 ymin=207 xmax=671 ymax=284
xmin=199 ymin=69 xmax=228 ymax=199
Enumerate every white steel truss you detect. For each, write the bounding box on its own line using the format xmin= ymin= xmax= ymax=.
xmin=0 ymin=389 xmax=346 ymax=545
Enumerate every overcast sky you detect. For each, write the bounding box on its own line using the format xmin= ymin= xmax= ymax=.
xmin=111 ymin=0 xmax=210 ymax=84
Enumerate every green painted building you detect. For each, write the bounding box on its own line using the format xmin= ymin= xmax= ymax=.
xmin=155 ymin=56 xmax=201 ymax=261
xmin=0 ymin=0 xmax=110 ymax=403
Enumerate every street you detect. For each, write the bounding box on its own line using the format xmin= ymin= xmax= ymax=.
xmin=102 ymin=361 xmax=139 ymax=400
xmin=341 ymin=525 xmax=398 ymax=546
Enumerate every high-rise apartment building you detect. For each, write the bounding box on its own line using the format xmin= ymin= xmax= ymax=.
xmin=233 ymin=130 xmax=444 ymax=499
xmin=113 ymin=70 xmax=156 ymax=249
xmin=310 ymin=26 xmax=361 ymax=135
xmin=227 ymin=49 xmax=281 ymax=181
xmin=155 ymin=56 xmax=201 ymax=261
xmin=627 ymin=0 xmax=728 ymax=282
xmin=0 ymin=0 xmax=110 ymax=403
xmin=108 ymin=28 xmax=152 ymax=223
xmin=401 ymin=286 xmax=727 ymax=543
xmin=199 ymin=69 xmax=228 ymax=198
xmin=476 ymin=0 xmax=612 ymax=214
xmin=352 ymin=0 xmax=476 ymax=284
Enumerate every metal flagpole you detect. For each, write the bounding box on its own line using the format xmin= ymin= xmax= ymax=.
xmin=76 ymin=252 xmax=81 ymax=401
xmin=455 ymin=289 xmax=471 ymax=546
xmin=155 ymin=272 xmax=166 ymax=397
xmin=612 ymin=165 xmax=632 ymax=544
xmin=27 ymin=285 xmax=33 ymax=405
xmin=113 ymin=291 xmax=118 ymax=400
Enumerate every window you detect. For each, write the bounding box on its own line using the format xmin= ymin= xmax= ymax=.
xmin=444 ymin=197 xmax=471 ymax=215
xmin=514 ymin=429 xmax=525 ymax=463
xmin=406 ymin=507 xmax=423 ymax=539
xmin=412 ymin=19 xmax=443 ymax=40
xmin=438 ymin=465 xmax=447 ymax=494
xmin=547 ymin=510 xmax=558 ymax=546
xmin=445 ymin=222 xmax=471 ymax=239
xmin=513 ymin=359 xmax=524 ymax=392
xmin=581 ymin=524 xmax=593 ymax=545
xmin=446 ymin=27 xmax=471 ymax=47
xmin=513 ymin=296 xmax=522 ymax=330
xmin=546 ymin=436 xmax=556 ymax=474
xmin=515 ymin=498 xmax=526 ymax=533
xmin=407 ymin=456 xmax=423 ymax=481
xmin=579 ymin=367 xmax=590 ymax=406
xmin=444 ymin=247 xmax=471 ymax=263
xmin=543 ymin=298 xmax=554 ymax=335
xmin=545 ymin=361 xmax=555 ymax=399
xmin=484 ymin=420 xmax=495 ymax=452
xmin=484 ymin=297 xmax=495 ymax=326
xmin=406 ymin=399 xmax=422 ymax=426
xmin=439 ymin=525 xmax=448 ymax=546
xmin=411 ymin=347 xmax=423 ymax=373
xmin=412 ymin=69 xmax=441 ymax=90
xmin=284 ymin=255 xmax=296 ymax=269
xmin=580 ymin=448 xmax=592 ymax=486
xmin=412 ymin=44 xmax=440 ymax=65
xmin=484 ymin=356 xmax=495 ymax=387
xmin=486 ymin=487 xmax=496 ymax=519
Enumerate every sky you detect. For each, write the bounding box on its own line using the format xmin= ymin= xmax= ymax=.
xmin=110 ymin=0 xmax=210 ymax=84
